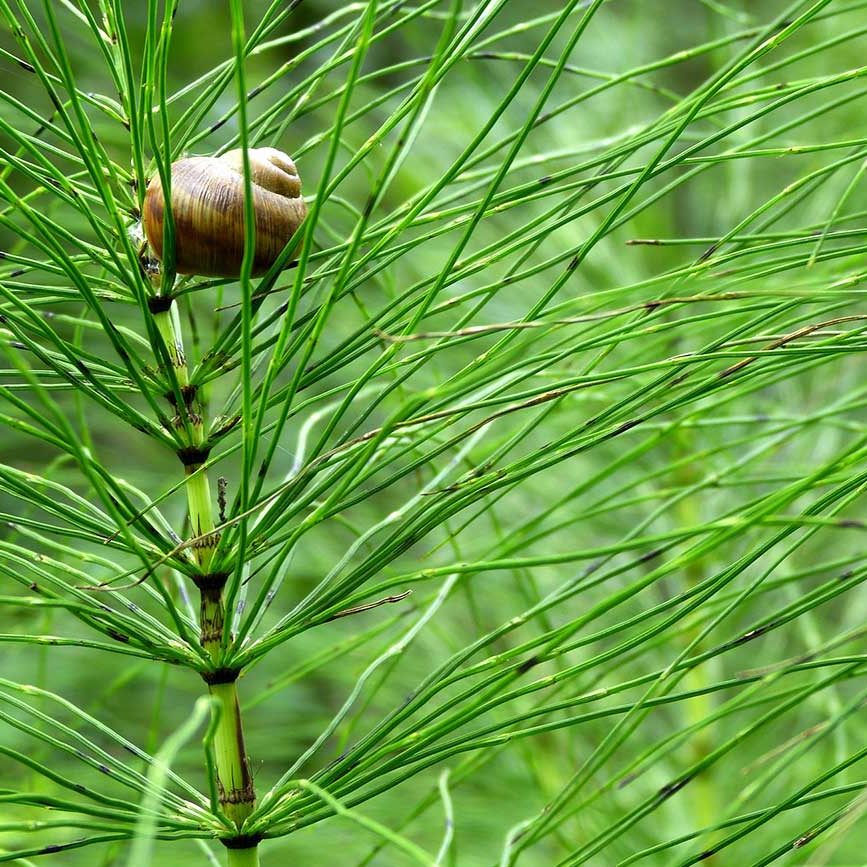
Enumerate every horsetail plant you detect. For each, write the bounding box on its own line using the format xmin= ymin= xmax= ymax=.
xmin=2 ymin=0 xmax=867 ymax=865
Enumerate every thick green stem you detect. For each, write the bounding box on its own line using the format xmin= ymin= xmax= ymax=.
xmin=185 ymin=462 xmax=218 ymax=573
xmin=226 ymin=846 xmax=260 ymax=867
xmin=154 ymin=299 xmax=258 ymax=863
xmin=153 ymin=305 xmax=189 ymax=385
xmin=211 ymin=681 xmax=256 ymax=826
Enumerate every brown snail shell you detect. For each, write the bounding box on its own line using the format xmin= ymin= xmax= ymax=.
xmin=142 ymin=147 xmax=307 ymax=278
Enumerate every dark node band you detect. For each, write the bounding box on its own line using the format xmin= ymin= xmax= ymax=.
xmin=201 ymin=666 xmax=240 ymax=685
xmin=181 ymin=383 xmax=199 ymax=406
xmin=146 ymin=294 xmax=174 ymax=313
xmin=177 ymin=444 xmax=211 ymax=467
xmin=192 ymin=571 xmax=229 ymax=592
xmin=221 ymin=834 xmax=263 ymax=850
xmin=165 ymin=384 xmax=198 ymax=409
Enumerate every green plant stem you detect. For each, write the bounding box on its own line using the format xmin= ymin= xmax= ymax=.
xmin=226 ymin=846 xmax=260 ymax=867
xmin=186 ymin=466 xmax=215 ymax=539
xmin=153 ymin=303 xmax=189 ymax=384
xmin=212 ymin=681 xmax=257 ymax=827
xmin=155 ymin=299 xmax=258 ymax=861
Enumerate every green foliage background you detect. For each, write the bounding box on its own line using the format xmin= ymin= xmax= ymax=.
xmin=1 ymin=0 xmax=867 ymax=865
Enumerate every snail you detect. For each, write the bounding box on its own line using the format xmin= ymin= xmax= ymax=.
xmin=142 ymin=147 xmax=307 ymax=278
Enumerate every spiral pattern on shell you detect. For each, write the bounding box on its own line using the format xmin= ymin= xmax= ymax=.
xmin=142 ymin=147 xmax=307 ymax=278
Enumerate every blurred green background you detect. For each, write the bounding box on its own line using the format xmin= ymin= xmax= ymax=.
xmin=3 ymin=1 xmax=867 ymax=865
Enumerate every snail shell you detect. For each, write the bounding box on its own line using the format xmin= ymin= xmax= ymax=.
xmin=142 ymin=147 xmax=307 ymax=278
